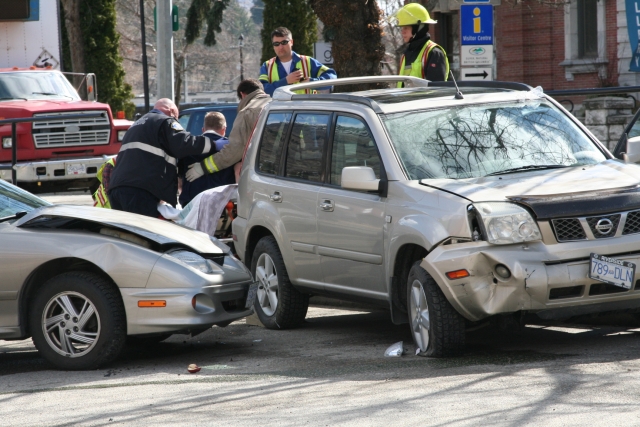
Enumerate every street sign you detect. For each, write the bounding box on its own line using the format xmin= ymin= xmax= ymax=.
xmin=314 ymin=42 xmax=333 ymax=66
xmin=461 ymin=45 xmax=493 ymax=66
xmin=460 ymin=67 xmax=492 ymax=81
xmin=463 ymin=0 xmax=491 ymax=2
xmin=460 ymin=4 xmax=493 ymax=45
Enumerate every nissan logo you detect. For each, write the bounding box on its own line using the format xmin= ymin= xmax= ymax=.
xmin=595 ymin=218 xmax=614 ymax=235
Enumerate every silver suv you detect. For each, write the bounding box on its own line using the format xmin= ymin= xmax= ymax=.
xmin=233 ymin=76 xmax=640 ymax=356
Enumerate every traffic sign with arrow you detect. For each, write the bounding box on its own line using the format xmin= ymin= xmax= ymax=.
xmin=460 ymin=67 xmax=492 ymax=81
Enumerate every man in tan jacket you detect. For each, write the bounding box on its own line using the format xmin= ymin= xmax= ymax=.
xmin=185 ymin=79 xmax=271 ymax=182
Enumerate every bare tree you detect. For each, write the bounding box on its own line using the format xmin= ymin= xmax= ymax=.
xmin=60 ymin=0 xmax=85 ymax=73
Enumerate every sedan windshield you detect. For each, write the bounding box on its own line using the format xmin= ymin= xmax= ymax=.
xmin=0 ymin=72 xmax=80 ymax=101
xmin=381 ymin=101 xmax=607 ymax=180
xmin=0 ymin=181 xmax=50 ymax=220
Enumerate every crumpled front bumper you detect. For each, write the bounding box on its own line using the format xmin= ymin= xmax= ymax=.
xmin=423 ymin=235 xmax=640 ymax=322
xmin=121 ymin=253 xmax=254 ymax=335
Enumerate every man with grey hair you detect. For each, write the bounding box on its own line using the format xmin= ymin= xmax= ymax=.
xmin=178 ymin=111 xmax=235 ymax=207
xmin=109 ymin=98 xmax=214 ymax=217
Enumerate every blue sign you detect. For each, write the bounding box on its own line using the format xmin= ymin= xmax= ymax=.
xmin=26 ymin=0 xmax=39 ymax=21
xmin=627 ymin=0 xmax=640 ymax=71
xmin=462 ymin=0 xmax=491 ymax=2
xmin=460 ymin=4 xmax=493 ymax=46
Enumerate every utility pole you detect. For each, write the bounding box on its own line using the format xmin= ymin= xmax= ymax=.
xmin=140 ymin=0 xmax=150 ymax=112
xmin=239 ymin=34 xmax=244 ymax=82
xmin=156 ymin=0 xmax=174 ymax=101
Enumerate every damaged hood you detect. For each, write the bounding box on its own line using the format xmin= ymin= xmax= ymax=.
xmin=423 ymin=160 xmax=640 ymax=201
xmin=422 ymin=160 xmax=640 ymax=219
xmin=17 ymin=205 xmax=225 ymax=254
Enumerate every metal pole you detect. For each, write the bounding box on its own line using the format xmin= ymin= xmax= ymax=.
xmin=239 ymin=34 xmax=244 ymax=82
xmin=11 ymin=123 xmax=16 ymax=185
xmin=156 ymin=0 xmax=175 ymax=100
xmin=140 ymin=0 xmax=150 ymax=111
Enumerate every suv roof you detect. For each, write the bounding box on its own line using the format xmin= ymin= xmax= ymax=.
xmin=271 ymin=76 xmax=536 ymax=114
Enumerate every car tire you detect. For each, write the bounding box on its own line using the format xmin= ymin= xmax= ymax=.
xmin=407 ymin=262 xmax=465 ymax=357
xmin=29 ymin=271 xmax=127 ymax=370
xmin=251 ymin=236 xmax=309 ymax=329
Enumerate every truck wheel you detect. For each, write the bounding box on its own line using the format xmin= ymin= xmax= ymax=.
xmin=251 ymin=236 xmax=308 ymax=329
xmin=29 ymin=271 xmax=126 ymax=370
xmin=407 ymin=262 xmax=465 ymax=357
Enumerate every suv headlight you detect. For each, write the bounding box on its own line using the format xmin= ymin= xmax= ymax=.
xmin=474 ymin=202 xmax=541 ymax=245
xmin=166 ymin=250 xmax=224 ymax=274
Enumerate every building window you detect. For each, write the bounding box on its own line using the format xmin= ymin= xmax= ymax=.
xmin=560 ymin=0 xmax=607 ymax=81
xmin=578 ymin=0 xmax=598 ymax=59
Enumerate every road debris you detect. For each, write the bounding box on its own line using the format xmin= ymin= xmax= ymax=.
xmin=384 ymin=341 xmax=404 ymax=357
xmin=187 ymin=364 xmax=201 ymax=373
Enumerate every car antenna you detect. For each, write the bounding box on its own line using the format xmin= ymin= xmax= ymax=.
xmin=449 ymin=71 xmax=464 ymax=99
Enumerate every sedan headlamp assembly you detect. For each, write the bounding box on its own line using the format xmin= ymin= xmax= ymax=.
xmin=474 ymin=202 xmax=541 ymax=245
xmin=166 ymin=249 xmax=224 ymax=275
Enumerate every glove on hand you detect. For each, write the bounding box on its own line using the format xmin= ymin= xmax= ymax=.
xmin=186 ymin=162 xmax=205 ymax=182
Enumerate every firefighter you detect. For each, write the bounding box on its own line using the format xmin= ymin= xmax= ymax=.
xmin=392 ymin=3 xmax=449 ymax=84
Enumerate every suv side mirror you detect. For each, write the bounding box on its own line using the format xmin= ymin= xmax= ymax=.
xmin=623 ymin=136 xmax=640 ymax=164
xmin=341 ymin=166 xmax=380 ymax=192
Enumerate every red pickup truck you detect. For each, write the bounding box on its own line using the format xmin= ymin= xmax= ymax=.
xmin=0 ymin=67 xmax=132 ymax=192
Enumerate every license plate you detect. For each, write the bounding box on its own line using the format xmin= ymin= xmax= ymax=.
xmin=244 ymin=282 xmax=258 ymax=309
xmin=66 ymin=163 xmax=86 ymax=175
xmin=589 ymin=253 xmax=636 ymax=290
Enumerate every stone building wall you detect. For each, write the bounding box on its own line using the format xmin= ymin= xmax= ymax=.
xmin=581 ymin=97 xmax=635 ymax=150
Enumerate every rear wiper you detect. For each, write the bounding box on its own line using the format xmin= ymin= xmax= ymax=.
xmin=0 ymin=211 xmax=28 ymax=223
xmin=485 ymin=164 xmax=569 ymax=177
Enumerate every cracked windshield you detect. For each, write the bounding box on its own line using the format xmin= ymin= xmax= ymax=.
xmin=382 ymin=101 xmax=607 ymax=180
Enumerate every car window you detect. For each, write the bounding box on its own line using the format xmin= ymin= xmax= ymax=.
xmin=178 ymin=113 xmax=190 ymax=130
xmin=0 ymin=181 xmax=50 ymax=218
xmin=382 ymin=100 xmax=607 ymax=180
xmin=189 ymin=112 xmax=205 ymax=135
xmin=330 ymin=116 xmax=381 ymax=186
xmin=284 ymin=113 xmax=330 ymax=182
xmin=257 ymin=112 xmax=292 ymax=175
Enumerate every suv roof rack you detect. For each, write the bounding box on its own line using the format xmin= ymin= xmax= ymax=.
xmin=272 ymin=75 xmax=430 ymax=101
xmin=428 ymin=80 xmax=533 ymax=92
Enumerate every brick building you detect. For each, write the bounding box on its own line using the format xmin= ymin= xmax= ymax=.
xmin=430 ymin=0 xmax=640 ymax=90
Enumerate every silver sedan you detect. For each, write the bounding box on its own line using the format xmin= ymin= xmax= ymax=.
xmin=0 ymin=179 xmax=255 ymax=370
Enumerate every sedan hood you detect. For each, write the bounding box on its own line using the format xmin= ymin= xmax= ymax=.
xmin=17 ymin=205 xmax=225 ymax=254
xmin=422 ymin=160 xmax=640 ymax=219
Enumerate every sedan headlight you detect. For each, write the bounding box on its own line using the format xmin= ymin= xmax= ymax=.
xmin=2 ymin=136 xmax=12 ymax=148
xmin=474 ymin=202 xmax=541 ymax=245
xmin=166 ymin=250 xmax=224 ymax=274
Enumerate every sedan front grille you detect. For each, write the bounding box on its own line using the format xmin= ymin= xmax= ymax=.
xmin=32 ymin=111 xmax=111 ymax=148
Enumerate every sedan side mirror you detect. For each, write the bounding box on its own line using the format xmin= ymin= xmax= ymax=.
xmin=623 ymin=136 xmax=640 ymax=164
xmin=341 ymin=166 xmax=380 ymax=192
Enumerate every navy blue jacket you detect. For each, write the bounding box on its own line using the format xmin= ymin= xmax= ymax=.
xmin=178 ymin=130 xmax=236 ymax=207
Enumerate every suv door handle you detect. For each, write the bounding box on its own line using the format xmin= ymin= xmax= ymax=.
xmin=320 ymin=200 xmax=334 ymax=212
xmin=270 ymin=192 xmax=282 ymax=203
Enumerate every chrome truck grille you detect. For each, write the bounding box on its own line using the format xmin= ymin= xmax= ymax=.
xmin=32 ymin=111 xmax=111 ymax=148
xmin=551 ymin=210 xmax=640 ymax=242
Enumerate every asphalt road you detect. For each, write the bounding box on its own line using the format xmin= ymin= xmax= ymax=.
xmin=2 ymin=193 xmax=640 ymax=426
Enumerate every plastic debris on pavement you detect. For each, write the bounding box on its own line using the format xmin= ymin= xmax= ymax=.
xmin=384 ymin=341 xmax=404 ymax=357
xmin=187 ymin=364 xmax=201 ymax=373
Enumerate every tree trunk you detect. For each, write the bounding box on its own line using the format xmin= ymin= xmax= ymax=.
xmin=60 ymin=0 xmax=85 ymax=74
xmin=309 ymin=0 xmax=384 ymax=92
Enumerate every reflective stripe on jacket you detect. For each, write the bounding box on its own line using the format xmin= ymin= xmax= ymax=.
xmin=397 ymin=40 xmax=449 ymax=87
xmin=259 ymin=52 xmax=336 ymax=96
xmin=93 ymin=158 xmax=116 ymax=208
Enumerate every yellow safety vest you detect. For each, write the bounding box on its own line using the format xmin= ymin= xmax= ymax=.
xmin=397 ymin=40 xmax=449 ymax=87
xmin=264 ymin=55 xmax=316 ymax=94
xmin=93 ymin=158 xmax=116 ymax=209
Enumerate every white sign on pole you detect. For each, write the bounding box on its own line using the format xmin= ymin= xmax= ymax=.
xmin=461 ymin=45 xmax=493 ymax=66
xmin=460 ymin=67 xmax=493 ymax=81
xmin=314 ymin=42 xmax=333 ymax=65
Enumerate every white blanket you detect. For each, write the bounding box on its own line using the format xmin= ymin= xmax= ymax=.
xmin=157 ymin=184 xmax=238 ymax=236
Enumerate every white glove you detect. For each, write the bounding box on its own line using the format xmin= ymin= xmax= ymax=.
xmin=186 ymin=162 xmax=205 ymax=182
